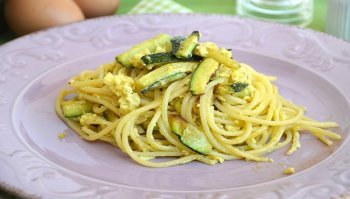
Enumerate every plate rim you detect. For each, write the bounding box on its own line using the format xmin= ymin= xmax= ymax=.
xmin=1 ymin=13 xmax=350 ymax=198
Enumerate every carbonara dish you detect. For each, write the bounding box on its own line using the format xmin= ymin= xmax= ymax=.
xmin=56 ymin=32 xmax=341 ymax=167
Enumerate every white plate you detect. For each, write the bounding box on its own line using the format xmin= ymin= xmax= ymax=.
xmin=1 ymin=14 xmax=350 ymax=198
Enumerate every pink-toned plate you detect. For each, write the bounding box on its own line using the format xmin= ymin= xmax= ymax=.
xmin=1 ymin=14 xmax=350 ymax=199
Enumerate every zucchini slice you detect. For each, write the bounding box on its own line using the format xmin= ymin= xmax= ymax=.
xmin=143 ymin=72 xmax=187 ymax=94
xmin=169 ymin=115 xmax=212 ymax=154
xmin=61 ymin=100 xmax=93 ymax=118
xmin=169 ymin=115 xmax=187 ymax=136
xmin=141 ymin=52 xmax=201 ymax=69
xmin=142 ymin=52 xmax=181 ymax=66
xmin=171 ymin=36 xmax=185 ymax=54
xmin=135 ymin=62 xmax=197 ymax=94
xmin=190 ymin=58 xmax=219 ymax=95
xmin=115 ymin=34 xmax=172 ymax=68
xmin=175 ymin=31 xmax=200 ymax=59
xmin=180 ymin=125 xmax=212 ymax=155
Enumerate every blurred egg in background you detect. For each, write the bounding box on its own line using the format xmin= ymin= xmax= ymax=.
xmin=73 ymin=0 xmax=120 ymax=18
xmin=4 ymin=0 xmax=85 ymax=35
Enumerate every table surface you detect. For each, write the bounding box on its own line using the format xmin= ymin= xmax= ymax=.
xmin=0 ymin=0 xmax=327 ymax=45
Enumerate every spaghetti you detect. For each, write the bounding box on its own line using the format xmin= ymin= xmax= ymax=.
xmin=56 ymin=32 xmax=341 ymax=167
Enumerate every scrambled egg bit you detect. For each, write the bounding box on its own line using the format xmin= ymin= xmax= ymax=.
xmin=195 ymin=42 xmax=232 ymax=58
xmin=195 ymin=42 xmax=256 ymax=101
xmin=283 ymin=167 xmax=296 ymax=175
xmin=104 ymin=73 xmax=140 ymax=115
xmin=80 ymin=113 xmax=110 ymax=128
xmin=58 ymin=132 xmax=67 ymax=139
xmin=215 ymin=63 xmax=256 ymax=101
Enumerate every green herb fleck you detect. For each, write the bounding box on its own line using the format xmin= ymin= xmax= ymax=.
xmin=232 ymin=82 xmax=248 ymax=92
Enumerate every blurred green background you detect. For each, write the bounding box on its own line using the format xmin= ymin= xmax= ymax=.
xmin=0 ymin=0 xmax=327 ymax=45
xmin=118 ymin=0 xmax=327 ymax=31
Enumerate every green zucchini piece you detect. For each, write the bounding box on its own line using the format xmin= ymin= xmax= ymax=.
xmin=135 ymin=62 xmax=198 ymax=94
xmin=231 ymin=82 xmax=248 ymax=92
xmin=180 ymin=125 xmax=212 ymax=155
xmin=175 ymin=31 xmax=200 ymax=59
xmin=169 ymin=115 xmax=187 ymax=136
xmin=143 ymin=72 xmax=187 ymax=94
xmin=169 ymin=115 xmax=212 ymax=154
xmin=103 ymin=110 xmax=118 ymax=122
xmin=115 ymin=34 xmax=172 ymax=68
xmin=171 ymin=36 xmax=185 ymax=54
xmin=141 ymin=52 xmax=180 ymax=65
xmin=61 ymin=100 xmax=93 ymax=118
xmin=190 ymin=58 xmax=219 ymax=95
xmin=141 ymin=52 xmax=201 ymax=69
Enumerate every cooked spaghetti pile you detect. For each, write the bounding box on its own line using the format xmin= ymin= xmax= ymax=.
xmin=56 ymin=32 xmax=341 ymax=167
